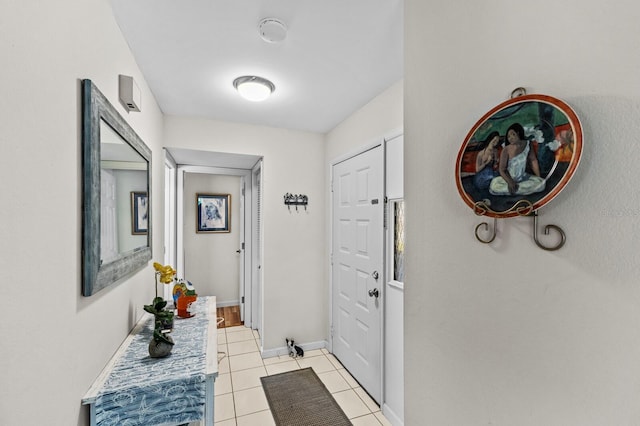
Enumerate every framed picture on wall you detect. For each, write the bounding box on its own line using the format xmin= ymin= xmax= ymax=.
xmin=455 ymin=93 xmax=582 ymax=218
xmin=131 ymin=191 xmax=148 ymax=235
xmin=197 ymin=193 xmax=231 ymax=233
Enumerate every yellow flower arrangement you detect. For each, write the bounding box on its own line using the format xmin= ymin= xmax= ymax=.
xmin=153 ymin=262 xmax=176 ymax=297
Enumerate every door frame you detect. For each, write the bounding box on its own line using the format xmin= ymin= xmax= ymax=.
xmin=382 ymin=132 xmax=404 ymax=425
xmin=328 ymin=129 xmax=403 ymax=414
xmin=163 ymin=150 xmax=177 ymax=301
xmin=329 ymin=140 xmax=386 ymax=402
xmin=251 ymin=160 xmax=264 ymax=346
xmin=175 ymin=165 xmax=255 ymax=325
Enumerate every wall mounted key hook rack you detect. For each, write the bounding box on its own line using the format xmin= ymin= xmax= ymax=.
xmin=284 ymin=193 xmax=308 ymax=212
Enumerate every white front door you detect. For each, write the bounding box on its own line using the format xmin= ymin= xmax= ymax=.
xmin=332 ymin=145 xmax=384 ymax=403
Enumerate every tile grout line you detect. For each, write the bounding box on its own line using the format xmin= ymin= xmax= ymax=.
xmin=226 ymin=327 xmax=239 ymax=425
xmin=217 ymin=326 xmax=388 ymax=425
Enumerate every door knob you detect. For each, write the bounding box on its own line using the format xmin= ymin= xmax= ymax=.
xmin=368 ymin=288 xmax=379 ymax=298
xmin=371 ymin=270 xmax=379 ymax=280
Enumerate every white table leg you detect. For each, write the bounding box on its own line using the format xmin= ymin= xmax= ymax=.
xmin=205 ymin=375 xmax=215 ymax=426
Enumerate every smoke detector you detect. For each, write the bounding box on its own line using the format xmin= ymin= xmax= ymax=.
xmin=258 ymin=18 xmax=287 ymax=43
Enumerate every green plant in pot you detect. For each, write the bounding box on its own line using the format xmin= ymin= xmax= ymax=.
xmin=144 ymin=296 xmax=175 ymax=331
xmin=144 ymin=296 xmax=176 ymax=358
xmin=148 ymin=328 xmax=175 ymax=358
xmin=145 ymin=262 xmax=178 ymax=358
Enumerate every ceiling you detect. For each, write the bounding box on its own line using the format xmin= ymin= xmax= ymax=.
xmin=166 ymin=148 xmax=262 ymax=169
xmin=109 ymin=0 xmax=403 ymax=134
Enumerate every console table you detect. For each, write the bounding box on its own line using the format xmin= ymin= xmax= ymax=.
xmin=82 ymin=297 xmax=218 ymax=426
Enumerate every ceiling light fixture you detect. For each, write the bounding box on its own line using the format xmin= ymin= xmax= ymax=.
xmin=233 ymin=76 xmax=275 ymax=102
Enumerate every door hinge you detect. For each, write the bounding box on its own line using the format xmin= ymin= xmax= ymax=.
xmin=242 ymin=242 xmax=245 ymax=250
xmin=330 ymin=325 xmax=334 ymax=337
xmin=241 ymin=296 xmax=245 ymax=303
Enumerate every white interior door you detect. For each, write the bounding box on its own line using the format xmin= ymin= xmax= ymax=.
xmin=332 ymin=145 xmax=384 ymax=403
xmin=100 ymin=169 xmax=118 ymax=263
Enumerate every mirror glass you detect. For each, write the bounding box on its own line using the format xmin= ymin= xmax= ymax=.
xmin=100 ymin=120 xmax=149 ymax=263
xmin=82 ymin=79 xmax=152 ymax=296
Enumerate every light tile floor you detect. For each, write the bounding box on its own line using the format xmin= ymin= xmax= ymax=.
xmin=214 ymin=325 xmax=393 ymax=426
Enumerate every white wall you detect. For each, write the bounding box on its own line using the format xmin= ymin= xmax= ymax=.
xmin=326 ymin=80 xmax=403 ymax=162
xmin=184 ymin=173 xmax=241 ymax=304
xmin=405 ymin=1 xmax=640 ymax=424
xmin=164 ymin=117 xmax=325 ymax=351
xmin=0 ymin=1 xmax=164 ymax=425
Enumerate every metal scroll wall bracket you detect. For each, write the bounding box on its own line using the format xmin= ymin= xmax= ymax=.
xmin=284 ymin=193 xmax=308 ymax=212
xmin=530 ymin=210 xmax=566 ymax=251
xmin=511 ymin=86 xmax=527 ymax=98
xmin=474 ymin=217 xmax=497 ymax=244
xmin=473 ymin=200 xmax=566 ymax=251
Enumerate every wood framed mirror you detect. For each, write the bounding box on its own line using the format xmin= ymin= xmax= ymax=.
xmin=82 ymin=79 xmax=152 ymax=296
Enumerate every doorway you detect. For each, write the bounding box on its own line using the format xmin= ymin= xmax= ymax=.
xmin=330 ymin=133 xmax=404 ymax=422
xmin=164 ymin=149 xmax=262 ymax=335
xmin=182 ymin=172 xmax=242 ymax=306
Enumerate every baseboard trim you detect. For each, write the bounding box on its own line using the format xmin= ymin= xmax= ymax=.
xmin=261 ymin=340 xmax=327 ymax=359
xmin=216 ymin=300 xmax=239 ymax=308
xmin=382 ymin=403 xmax=404 ymax=426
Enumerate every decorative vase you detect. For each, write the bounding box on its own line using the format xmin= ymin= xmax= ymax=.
xmin=148 ymin=334 xmax=174 ymax=358
xmin=176 ymin=295 xmax=198 ymax=318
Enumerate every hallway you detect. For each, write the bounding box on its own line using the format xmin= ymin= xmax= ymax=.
xmin=215 ymin=325 xmax=392 ymax=425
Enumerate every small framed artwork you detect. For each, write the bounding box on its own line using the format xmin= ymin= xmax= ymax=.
xmin=197 ymin=193 xmax=231 ymax=233
xmin=455 ymin=94 xmax=582 ymax=218
xmin=131 ymin=191 xmax=148 ymax=235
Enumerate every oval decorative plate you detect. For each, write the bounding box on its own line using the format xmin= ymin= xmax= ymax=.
xmin=455 ymin=94 xmax=582 ymax=218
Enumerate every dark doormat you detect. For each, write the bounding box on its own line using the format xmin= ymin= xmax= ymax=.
xmin=260 ymin=367 xmax=352 ymax=426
